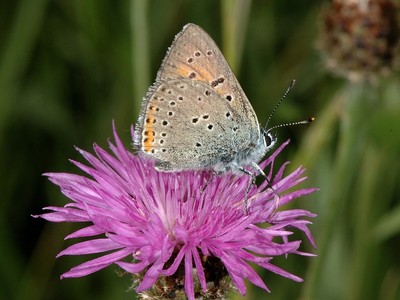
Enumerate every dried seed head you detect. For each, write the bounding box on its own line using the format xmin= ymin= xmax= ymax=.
xmin=319 ymin=0 xmax=400 ymax=82
xmin=135 ymin=252 xmax=236 ymax=300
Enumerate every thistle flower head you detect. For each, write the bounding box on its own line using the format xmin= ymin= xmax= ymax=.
xmin=34 ymin=123 xmax=316 ymax=299
xmin=319 ymin=0 xmax=400 ymax=82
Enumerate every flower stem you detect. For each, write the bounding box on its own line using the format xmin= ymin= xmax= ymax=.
xmin=301 ymin=82 xmax=375 ymax=299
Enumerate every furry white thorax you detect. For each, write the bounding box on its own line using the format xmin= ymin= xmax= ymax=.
xmin=211 ymin=131 xmax=277 ymax=174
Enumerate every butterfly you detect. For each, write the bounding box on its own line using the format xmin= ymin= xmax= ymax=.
xmin=134 ymin=23 xmax=277 ymax=177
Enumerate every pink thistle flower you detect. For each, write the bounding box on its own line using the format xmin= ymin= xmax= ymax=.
xmin=34 ymin=123 xmax=317 ymax=299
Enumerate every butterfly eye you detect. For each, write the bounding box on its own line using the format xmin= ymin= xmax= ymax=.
xmin=265 ymin=134 xmax=272 ymax=146
xmin=264 ymin=131 xmax=277 ymax=148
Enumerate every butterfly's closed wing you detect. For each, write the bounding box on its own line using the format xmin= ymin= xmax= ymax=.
xmin=135 ymin=23 xmax=268 ymax=173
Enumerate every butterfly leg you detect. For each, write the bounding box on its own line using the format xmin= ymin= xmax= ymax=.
xmin=251 ymin=162 xmax=278 ymax=192
xmin=250 ymin=162 xmax=281 ymax=216
xmin=238 ymin=167 xmax=256 ymax=213
xmin=200 ymin=171 xmax=221 ymax=194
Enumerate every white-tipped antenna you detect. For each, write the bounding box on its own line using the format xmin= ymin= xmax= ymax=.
xmin=266 ymin=117 xmax=315 ymax=134
xmin=264 ymin=80 xmax=315 ymax=134
xmin=264 ymin=79 xmax=296 ymax=131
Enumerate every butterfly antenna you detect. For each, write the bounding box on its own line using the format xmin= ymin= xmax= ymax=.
xmin=264 ymin=79 xmax=296 ymax=131
xmin=266 ymin=117 xmax=315 ymax=134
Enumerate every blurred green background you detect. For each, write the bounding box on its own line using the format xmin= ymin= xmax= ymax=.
xmin=2 ymin=0 xmax=400 ymax=299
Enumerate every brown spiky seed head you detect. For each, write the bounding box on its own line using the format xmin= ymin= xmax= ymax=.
xmin=319 ymin=0 xmax=400 ymax=81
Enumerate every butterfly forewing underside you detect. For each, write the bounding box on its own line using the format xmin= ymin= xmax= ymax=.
xmin=135 ymin=23 xmax=264 ymax=172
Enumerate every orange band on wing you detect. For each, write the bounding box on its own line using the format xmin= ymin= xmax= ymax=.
xmin=143 ymin=106 xmax=157 ymax=153
xmin=175 ymin=63 xmax=213 ymax=83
